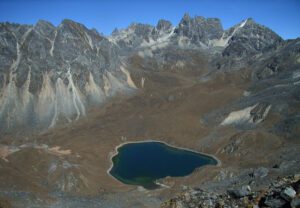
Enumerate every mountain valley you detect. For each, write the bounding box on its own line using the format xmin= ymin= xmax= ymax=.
xmin=0 ymin=13 xmax=299 ymax=207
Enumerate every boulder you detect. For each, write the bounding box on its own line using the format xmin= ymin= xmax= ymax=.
xmin=281 ymin=187 xmax=296 ymax=201
xmin=228 ymin=185 xmax=251 ymax=198
xmin=264 ymin=196 xmax=287 ymax=208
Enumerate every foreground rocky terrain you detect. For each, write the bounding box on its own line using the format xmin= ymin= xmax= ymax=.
xmin=0 ymin=13 xmax=299 ymax=207
xmin=161 ymin=174 xmax=300 ymax=208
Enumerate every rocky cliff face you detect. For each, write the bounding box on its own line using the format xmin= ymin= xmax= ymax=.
xmin=0 ymin=19 xmax=135 ymax=132
xmin=221 ymin=18 xmax=283 ymax=57
xmin=110 ymin=14 xmax=224 ymax=52
xmin=174 ymin=13 xmax=223 ymax=47
xmin=109 ymin=14 xmax=285 ymax=71
xmin=0 ymin=13 xmax=298 ymax=133
xmin=109 ymin=19 xmax=175 ymax=54
xmin=110 ymin=14 xmax=282 ymax=54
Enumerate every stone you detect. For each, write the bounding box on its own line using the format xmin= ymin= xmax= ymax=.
xmin=156 ymin=19 xmax=173 ymax=32
xmin=228 ymin=185 xmax=251 ymax=198
xmin=294 ymin=174 xmax=300 ymax=181
xmin=264 ymin=197 xmax=287 ymax=208
xmin=184 ymin=193 xmax=191 ymax=202
xmin=216 ymin=200 xmax=225 ymax=208
xmin=253 ymin=167 xmax=269 ymax=178
xmin=281 ymin=187 xmax=296 ymax=201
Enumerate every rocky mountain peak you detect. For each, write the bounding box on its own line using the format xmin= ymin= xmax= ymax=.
xmin=175 ymin=14 xmax=223 ymax=46
xmin=111 ymin=27 xmax=119 ymax=36
xmin=60 ymin=18 xmax=78 ymax=26
xmin=222 ymin=18 xmax=283 ymax=57
xmin=34 ymin=19 xmax=55 ymax=37
xmin=59 ymin=19 xmax=88 ymax=33
xmin=35 ymin=19 xmax=54 ymax=28
xmin=109 ymin=23 xmax=156 ymax=51
xmin=156 ymin=19 xmax=172 ymax=32
xmin=182 ymin=13 xmax=191 ymax=23
xmin=128 ymin=23 xmax=153 ymax=37
xmin=243 ymin=17 xmax=254 ymax=24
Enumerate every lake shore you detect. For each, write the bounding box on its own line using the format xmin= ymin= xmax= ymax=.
xmin=107 ymin=139 xmax=222 ymax=187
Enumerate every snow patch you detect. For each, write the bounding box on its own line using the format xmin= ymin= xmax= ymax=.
xmin=108 ymin=27 xmax=135 ymax=45
xmin=140 ymin=27 xmax=175 ymax=49
xmin=211 ymin=19 xmax=248 ymax=47
xmin=221 ymin=104 xmax=258 ymax=126
xmin=221 ymin=103 xmax=271 ymax=126
xmin=84 ymin=31 xmax=94 ymax=49
xmin=210 ymin=34 xmax=228 ymax=47
xmin=49 ymin=30 xmax=57 ymax=56
xmin=9 ymin=33 xmax=22 ymax=72
xmin=239 ymin=19 xmax=248 ymax=28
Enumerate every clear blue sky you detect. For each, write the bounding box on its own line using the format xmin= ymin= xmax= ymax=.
xmin=0 ymin=0 xmax=299 ymax=39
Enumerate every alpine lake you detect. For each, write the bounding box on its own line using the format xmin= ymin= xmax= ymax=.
xmin=109 ymin=141 xmax=218 ymax=189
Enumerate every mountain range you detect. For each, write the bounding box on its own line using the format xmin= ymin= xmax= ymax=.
xmin=0 ymin=13 xmax=299 ymax=207
xmin=1 ymin=13 xmax=299 ymax=133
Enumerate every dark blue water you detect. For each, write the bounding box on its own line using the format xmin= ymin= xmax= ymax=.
xmin=109 ymin=141 xmax=217 ymax=189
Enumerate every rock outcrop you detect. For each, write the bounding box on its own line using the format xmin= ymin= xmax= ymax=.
xmin=0 ymin=19 xmax=135 ymax=132
xmin=161 ymin=175 xmax=300 ymax=208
